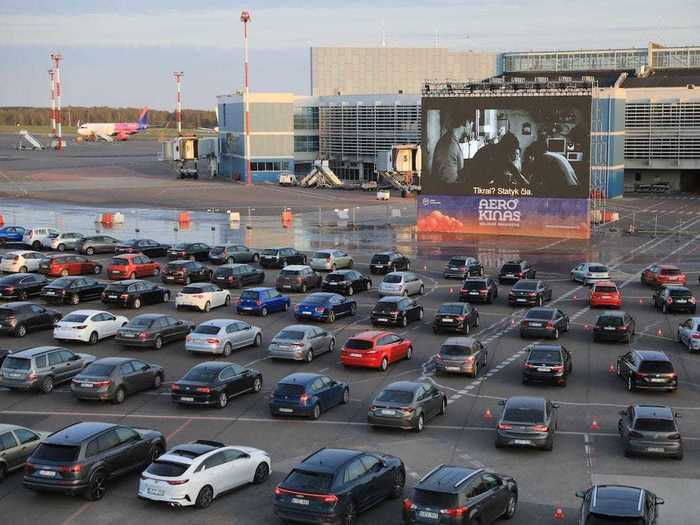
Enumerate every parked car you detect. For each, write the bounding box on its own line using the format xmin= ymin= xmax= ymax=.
xmin=167 ymin=242 xmax=210 ymax=261
xmin=213 ymin=263 xmax=264 ymax=289
xmin=570 ymin=262 xmax=610 ymax=285
xmin=259 ymin=247 xmax=307 ymax=268
xmin=175 ymin=283 xmax=231 ymax=312
xmin=593 ymin=311 xmax=635 ymax=343
xmin=23 ymin=422 xmax=165 ymax=500
xmin=161 ymin=260 xmax=211 ymax=285
xmin=208 ymin=243 xmax=259 ymax=265
xmin=114 ymin=239 xmax=170 ymax=258
xmin=0 ymin=226 xmax=26 ymax=245
xmin=0 ymin=302 xmax=61 ymax=337
xmin=71 ymin=357 xmax=164 ymax=404
xmin=107 ymin=254 xmax=160 ymax=280
xmin=322 ymin=269 xmax=371 ymax=296
xmin=590 ymin=281 xmax=622 ymax=309
xmin=378 ymin=271 xmax=424 ymax=296
xmin=618 ymin=404 xmax=683 ymax=459
xmin=459 ymin=277 xmax=498 ymax=303
xmin=76 ymin=235 xmax=121 ymax=255
xmin=268 ymin=325 xmax=335 ymax=362
xmin=236 ymin=287 xmax=290 ymax=316
xmin=433 ymin=302 xmax=479 ymax=334
xmin=22 ymin=228 xmax=59 ymax=249
xmin=170 ymin=361 xmax=262 ymax=409
xmin=616 ymin=350 xmax=678 ymax=392
xmin=522 ymin=344 xmax=572 ymax=386
xmin=0 ymin=424 xmax=48 ymax=480
xmin=39 ymin=254 xmax=102 ymax=277
xmin=41 ymin=232 xmax=85 ymax=252
xmin=340 ymin=331 xmax=412 ymax=371
xmin=652 ymin=285 xmax=696 ymax=313
xmin=519 ymin=307 xmax=569 ymax=339
xmin=434 ymin=336 xmax=488 ymax=377
xmin=53 ymin=309 xmax=128 ymax=345
xmin=41 ymin=276 xmax=106 ymax=305
xmin=273 ymin=448 xmax=405 ymax=524
xmin=294 ymin=292 xmax=356 ymax=323
xmin=310 ymin=249 xmax=354 ymax=271
xmin=370 ymin=251 xmax=410 ymax=274
xmin=508 ymin=279 xmax=552 ymax=307
xmin=575 ymin=485 xmax=664 ymax=525
xmin=641 ymin=264 xmax=686 ymax=286
xmin=0 ymin=273 xmax=48 ymax=300
xmin=442 ymin=256 xmax=483 ymax=279
xmin=276 ymin=265 xmax=322 ymax=293
xmin=495 ymin=396 xmax=558 ymax=450
xmin=186 ymin=319 xmax=262 ymax=357
xmin=116 ymin=314 xmax=192 ymax=350
xmin=0 ymin=251 xmax=45 ymax=273
xmin=139 ymin=440 xmax=270 ymax=509
xmin=403 ymin=466 xmax=518 ymax=524
xmin=0 ymin=348 xmax=11 ymax=367
xmin=498 ymin=260 xmax=535 ymax=283
xmin=371 ymin=296 xmax=423 ymax=327
xmin=0 ymin=346 xmax=94 ymax=392
xmin=368 ymin=381 xmax=447 ymax=432
xmin=677 ymin=316 xmax=700 ymax=352
xmin=101 ymin=280 xmax=170 ymax=309
xmin=270 ymin=373 xmax=349 ymax=420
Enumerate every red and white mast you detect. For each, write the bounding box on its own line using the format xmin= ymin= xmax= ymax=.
xmin=50 ymin=53 xmax=63 ymax=150
xmin=174 ymin=71 xmax=183 ymax=134
xmin=48 ymin=69 xmax=56 ymax=138
xmin=241 ymin=10 xmax=252 ymax=186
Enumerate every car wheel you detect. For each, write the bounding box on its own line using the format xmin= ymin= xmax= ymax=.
xmin=113 ymin=386 xmax=126 ymax=404
xmin=347 ymin=286 xmax=353 ymax=296
xmin=133 ymin=298 xmax=142 ymax=309
xmin=19 ymin=265 xmax=29 ymax=273
xmin=254 ymin=333 xmax=262 ymax=347
xmin=327 ymin=311 xmax=336 ymax=323
xmin=537 ymin=296 xmax=543 ymax=307
xmin=85 ymin=470 xmax=107 ymax=501
xmin=340 ymin=388 xmax=350 ymax=405
xmin=203 ymin=301 xmax=211 ymax=313
xmin=401 ymin=315 xmax=407 ymax=328
xmin=419 ymin=284 xmax=425 ymax=295
xmin=553 ymin=328 xmax=559 ymax=340
xmin=15 ymin=323 xmax=27 ymax=338
xmin=301 ymin=283 xmax=307 ymax=293
xmin=227 ymin=257 xmax=235 ymax=265
xmin=283 ymin=301 xmax=289 ymax=312
xmin=414 ymin=414 xmax=424 ymax=433
xmin=390 ymin=469 xmax=405 ymax=499
xmin=86 ymin=247 xmax=95 ymax=256
xmin=627 ymin=376 xmax=634 ymax=392
xmin=0 ymin=464 xmax=6 ymax=481
xmin=439 ymin=398 xmax=447 ymax=415
xmin=405 ymin=346 xmax=413 ymax=360
xmin=60 ymin=268 xmax=69 ymax=277
xmin=261 ymin=306 xmax=268 ymax=317
xmin=464 ymin=322 xmax=470 ymax=335
xmin=253 ymin=376 xmax=262 ymax=393
xmin=311 ymin=403 xmax=321 ymax=420
xmin=366 ymin=281 xmax=372 ymax=291
xmin=57 ymin=243 xmax=65 ymax=252
xmin=89 ymin=331 xmax=99 ymax=345
xmin=154 ymin=336 xmax=163 ymax=350
xmin=662 ymin=303 xmax=667 ymax=314
xmin=217 ymin=392 xmax=228 ymax=409
xmin=418 ymin=308 xmax=424 ymax=320
xmin=222 ymin=342 xmax=232 ymax=357
xmin=40 ymin=375 xmax=53 ymax=393
xmin=17 ymin=290 xmax=27 ymax=301
xmin=153 ymin=267 xmax=160 ymax=276
xmin=402 ymin=289 xmax=408 ymax=297
xmin=473 ymin=362 xmax=479 ymax=378
xmin=502 ymin=492 xmax=518 ymax=519
xmin=184 ymin=276 xmax=191 ymax=285
xmin=253 ymin=462 xmax=270 ymax=484
xmin=380 ymin=357 xmax=388 ymax=371
xmin=70 ymin=293 xmax=80 ymax=305
xmin=162 ymin=292 xmax=169 ymax=303
xmin=195 ymin=485 xmax=214 ymax=509
xmin=305 ymin=350 xmax=314 ymax=363
xmin=152 ymin=374 xmax=162 ymax=389
xmin=341 ymin=501 xmax=357 ymax=525
xmin=328 ymin=338 xmax=335 ymax=352
xmin=222 ymin=294 xmax=231 ymax=307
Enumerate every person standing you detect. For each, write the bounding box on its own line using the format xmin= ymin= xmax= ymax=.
xmin=431 ymin=113 xmax=471 ymax=185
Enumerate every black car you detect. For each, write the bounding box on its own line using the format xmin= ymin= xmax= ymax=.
xmin=170 ymin=361 xmax=262 ymax=408
xmin=433 ymin=302 xmax=479 ymax=334
xmin=508 ymin=279 xmax=552 ymax=307
xmin=459 ymin=277 xmax=498 ymax=304
xmin=274 ymin=448 xmax=405 ymax=525
xmin=368 ymin=381 xmax=447 ymax=432
xmin=498 ymin=260 xmax=535 ymax=284
xmin=0 ymin=302 xmax=61 ymax=337
xmin=593 ymin=311 xmax=635 ymax=343
xmin=370 ymin=251 xmax=410 ymax=274
xmin=167 ymin=242 xmax=210 ymax=261
xmin=40 ymin=276 xmax=106 ymax=305
xmin=616 ymin=350 xmax=678 ymax=392
xmin=0 ymin=273 xmax=49 ymax=300
xmin=259 ymin=247 xmax=307 ymax=268
xmin=322 ymin=269 xmax=372 ymax=296
xmin=71 ymin=357 xmax=165 ymax=404
xmin=575 ymin=485 xmax=663 ymax=525
xmin=652 ymin=285 xmax=696 ymax=313
xmin=371 ymin=296 xmax=423 ymax=327
xmin=519 ymin=307 xmax=569 ymax=339
xmin=161 ymin=260 xmax=211 ymax=285
xmin=76 ymin=235 xmax=121 ymax=256
xmin=23 ymin=421 xmax=165 ymax=500
xmin=618 ymin=404 xmax=683 ymax=459
xmin=115 ymin=314 xmax=192 ymax=350
xmin=522 ymin=344 xmax=572 ymax=386
xmin=442 ymin=256 xmax=483 ymax=279
xmin=404 ymin=466 xmax=518 ymax=524
xmin=101 ymin=280 xmax=170 ymax=309
xmin=495 ymin=396 xmax=558 ymax=450
xmin=212 ymin=263 xmax=264 ymax=289
xmin=114 ymin=239 xmax=170 ymax=258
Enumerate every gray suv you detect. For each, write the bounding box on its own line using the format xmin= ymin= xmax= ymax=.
xmin=618 ymin=404 xmax=683 ymax=459
xmin=0 ymin=346 xmax=95 ymax=393
xmin=0 ymin=424 xmax=48 ymax=480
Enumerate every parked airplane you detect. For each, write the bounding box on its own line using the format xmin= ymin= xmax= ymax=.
xmin=77 ymin=107 xmax=149 ymax=141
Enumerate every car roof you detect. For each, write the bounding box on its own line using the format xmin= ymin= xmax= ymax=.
xmin=633 ymin=405 xmax=674 ymax=420
xmin=109 ymin=279 xmax=146 ymax=286
xmin=503 ymin=259 xmax=524 ymax=264
xmin=349 ymin=330 xmax=389 ymax=341
xmin=0 ymin=301 xmax=34 ymax=309
xmin=0 ymin=423 xmax=25 ymax=434
xmin=417 ymin=465 xmax=482 ymax=493
xmin=5 ymin=250 xmax=39 ymax=256
xmin=593 ymin=281 xmax=617 ymax=287
xmin=198 ymin=319 xmax=236 ymax=328
xmin=378 ymin=296 xmax=403 ymax=303
xmin=590 ymin=485 xmax=645 ymax=517
xmin=167 ymin=260 xmax=190 ymax=265
xmin=164 ymin=440 xmax=224 ymax=462
xmin=220 ymin=263 xmax=252 ymax=269
xmin=298 ymin=448 xmax=364 ymax=474
xmin=598 ymin=310 xmax=626 ymax=318
xmin=46 ymin=422 xmax=116 ymax=444
xmin=303 ymin=292 xmax=336 ymax=300
xmin=132 ymin=313 xmax=168 ymax=320
xmin=183 ymin=282 xmax=210 ymax=289
xmin=62 ymin=309 xmax=106 ymax=317
xmin=386 ymin=271 xmax=410 ymax=277
xmin=192 ymin=361 xmax=229 ymax=371
xmin=442 ymin=336 xmax=477 ymax=346
xmin=525 ymin=307 xmax=556 ymax=315
xmin=329 ymin=269 xmax=353 ymax=275
xmin=89 ymin=357 xmax=134 ymax=366
xmin=374 ymin=251 xmax=397 ymax=256
xmin=529 ymin=343 xmax=564 ymax=352
xmin=279 ymin=372 xmax=323 ymax=385
xmin=277 ymin=324 xmax=315 ymax=334
xmin=633 ymin=350 xmax=670 ymax=361
xmin=0 ymin=273 xmax=36 ymax=281
xmin=245 ymin=287 xmax=271 ymax=292
xmin=438 ymin=302 xmax=466 ymax=308
xmin=657 ymin=264 xmax=679 ymax=270
xmin=383 ymin=381 xmax=423 ymax=392
xmin=10 ymin=346 xmax=64 ymax=358
xmin=505 ymin=396 xmax=546 ymax=409
xmin=663 ymin=285 xmax=690 ymax=291
xmin=282 ymin=265 xmax=309 ymax=271
xmin=513 ymin=279 xmax=539 ymax=285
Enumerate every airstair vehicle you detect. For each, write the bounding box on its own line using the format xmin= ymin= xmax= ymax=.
xmin=16 ymin=130 xmax=44 ymax=150
xmin=299 ymin=160 xmax=343 ymax=188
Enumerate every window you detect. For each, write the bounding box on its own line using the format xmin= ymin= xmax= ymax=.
xmin=35 ymin=354 xmax=48 ymax=369
xmin=222 ymin=449 xmax=248 ymax=462
xmin=250 ymin=161 xmax=287 ymax=172
xmin=294 ymin=135 xmax=320 ymax=152
xmin=29 ymin=305 xmax=45 ymax=314
xmin=48 ymin=352 xmax=62 ymax=366
xmin=343 ymin=458 xmax=367 ymax=483
xmin=86 ymin=440 xmax=98 ymax=458
xmin=58 ymin=350 xmax=75 ymax=362
xmin=311 ymin=378 xmax=325 ymax=392
xmin=114 ymin=427 xmax=139 ymax=445
xmin=220 ymin=367 xmax=234 ymax=381
xmin=120 ymin=362 xmax=135 ymax=375
xmin=97 ymin=430 xmax=120 ymax=453
xmin=0 ymin=432 xmax=18 ymax=451
xmin=132 ymin=361 xmax=149 ymax=372
xmin=360 ymin=455 xmax=380 ymax=472
xmin=203 ymin=451 xmax=226 ymax=469
xmin=14 ymin=428 xmax=39 ymax=444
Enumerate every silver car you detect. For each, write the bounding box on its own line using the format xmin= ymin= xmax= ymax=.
xmin=186 ymin=319 xmax=262 ymax=357
xmin=378 ymin=271 xmax=425 ymax=296
xmin=268 ymin=324 xmax=335 ymax=362
xmin=570 ymin=262 xmax=610 ymax=285
xmin=0 ymin=424 xmax=49 ymax=479
xmin=677 ymin=317 xmax=700 ymax=352
xmin=0 ymin=346 xmax=95 ymax=393
xmin=42 ymin=232 xmax=85 ymax=252
xmin=310 ymin=250 xmax=354 ymax=272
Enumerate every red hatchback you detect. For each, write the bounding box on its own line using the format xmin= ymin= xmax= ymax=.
xmin=38 ymin=254 xmax=103 ymax=277
xmin=107 ymin=254 xmax=161 ymax=280
xmin=641 ymin=264 xmax=686 ymax=287
xmin=340 ymin=331 xmax=413 ymax=371
xmin=590 ymin=281 xmax=622 ymax=309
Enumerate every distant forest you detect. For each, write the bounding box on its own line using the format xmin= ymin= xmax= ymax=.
xmin=0 ymin=106 xmax=217 ymax=129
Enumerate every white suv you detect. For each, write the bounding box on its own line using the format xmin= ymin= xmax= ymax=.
xmin=22 ymin=228 xmax=59 ymax=249
xmin=175 ymin=283 xmax=231 ymax=312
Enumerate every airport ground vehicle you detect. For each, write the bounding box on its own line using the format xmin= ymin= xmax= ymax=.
xmin=269 ymin=373 xmax=349 ymax=419
xmin=368 ymin=381 xmax=447 ymax=432
xmin=237 ymin=288 xmax=290 ymax=316
xmin=0 ymin=273 xmax=48 ymax=300
xmin=508 ymin=280 xmax=552 ymax=307
xmin=213 ymin=263 xmax=264 ymax=289
xmin=519 ymin=307 xmax=569 ymax=339
xmin=53 ymin=309 xmax=128 ymax=344
xmin=341 ymin=331 xmax=412 ymax=371
xmin=593 ymin=311 xmax=635 ymax=343
xmin=434 ymin=337 xmax=487 ymax=377
xmin=101 ymin=280 xmax=170 ymax=309
xmin=616 ymin=350 xmax=678 ymax=392
xmin=321 ymin=270 xmax=371 ymax=296
xmin=371 ymin=296 xmax=423 ymax=327
xmin=208 ymin=244 xmax=259 ymax=265
xmin=522 ymin=344 xmax=572 ymax=386
xmin=41 ymin=276 xmax=106 ymax=305
xmin=498 ymin=260 xmax=535 ymax=284
xmin=71 ymin=357 xmax=164 ymax=403
xmin=39 ymin=255 xmax=103 ymax=277
xmin=0 ymin=346 xmax=94 ymax=392
xmin=76 ymin=235 xmax=121 ymax=255
xmin=432 ymin=302 xmax=479 ymax=334
xmin=114 ymin=239 xmax=170 ymax=258
xmin=0 ymin=251 xmax=45 ymax=273
xmin=170 ymin=361 xmax=262 ymax=408
xmin=495 ymin=396 xmax=558 ymax=450
xmin=0 ymin=424 xmax=48 ymax=480
xmin=618 ymin=404 xmax=683 ymax=459
xmin=459 ymin=277 xmax=498 ymax=303
xmin=378 ymin=272 xmax=424 ymax=296
xmin=294 ymin=292 xmax=357 ymax=323
xmin=107 ymin=254 xmax=160 ymax=280
xmin=175 ymin=283 xmax=231 ymax=312
xmin=575 ymin=485 xmax=663 ymax=525
xmin=0 ymin=302 xmax=62 ymax=337
xmin=186 ymin=319 xmax=262 ymax=356
xmin=276 ymin=265 xmax=321 ymax=293
xmin=268 ymin=325 xmax=335 ymax=362
xmin=116 ymin=314 xmax=192 ymax=350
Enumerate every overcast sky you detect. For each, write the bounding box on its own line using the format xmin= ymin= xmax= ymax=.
xmin=0 ymin=0 xmax=697 ymax=109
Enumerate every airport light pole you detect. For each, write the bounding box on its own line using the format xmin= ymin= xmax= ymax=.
xmin=50 ymin=53 xmax=63 ymax=150
xmin=48 ymin=69 xmax=56 ymax=139
xmin=174 ymin=71 xmax=183 ymax=135
xmin=241 ymin=9 xmax=252 ymax=186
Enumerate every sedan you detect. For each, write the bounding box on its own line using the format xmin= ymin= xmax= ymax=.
xmin=495 ymin=396 xmax=558 ymax=450
xmin=519 ymin=307 xmax=569 ymax=339
xmin=116 ymin=314 xmax=193 ymax=350
xmin=0 ymin=273 xmax=48 ymax=301
xmin=70 ymin=357 xmax=164 ymax=404
xmin=76 ymin=235 xmax=121 ymax=255
xmin=208 ymin=244 xmax=260 ymax=265
xmin=321 ymin=269 xmax=372 ymax=296
xmin=0 ymin=251 xmax=45 ymax=273
xmin=378 ymin=271 xmax=424 ymax=296
xmin=294 ymin=292 xmax=356 ymax=323
xmin=268 ymin=325 xmax=335 ymax=362
xmin=107 ymin=254 xmax=160 ymax=280
xmin=269 ymin=373 xmax=349 ymax=419
xmin=460 ymin=277 xmax=498 ymax=303
xmin=0 ymin=424 xmax=47 ymax=480
xmin=167 ymin=242 xmax=210 ymax=261
xmin=40 ymin=276 xmax=106 ymax=305
xmin=368 ymin=381 xmax=447 ymax=432
xmin=340 ymin=331 xmax=412 ymax=371
xmin=212 ymin=263 xmax=264 ymax=289
xmin=433 ymin=302 xmax=479 ymax=334
xmin=618 ymin=404 xmax=683 ymax=459
xmin=114 ymin=239 xmax=170 ymax=258
xmin=309 ymin=249 xmax=354 ymax=271
xmin=101 ymin=280 xmax=170 ymax=309
xmin=186 ymin=319 xmax=262 ymax=357
xmin=0 ymin=302 xmax=61 ymax=338
xmin=175 ymin=283 xmax=231 ymax=312
xmin=522 ymin=344 xmax=572 ymax=386
xmin=371 ymin=296 xmax=423 ymax=327
xmin=509 ymin=279 xmax=552 ymax=307
xmin=677 ymin=317 xmax=700 ymax=352
xmin=570 ymin=262 xmax=610 ymax=285
xmin=170 ymin=361 xmax=262 ymax=409
xmin=53 ymin=309 xmax=128 ymax=344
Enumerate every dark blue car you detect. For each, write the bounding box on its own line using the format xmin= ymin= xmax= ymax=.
xmin=269 ymin=372 xmax=349 ymax=420
xmin=236 ymin=287 xmax=290 ymax=316
xmin=0 ymin=226 xmax=26 ymax=245
xmin=294 ymin=292 xmax=356 ymax=323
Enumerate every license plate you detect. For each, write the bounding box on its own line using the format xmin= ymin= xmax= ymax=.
xmin=108 ymin=294 xmax=118 ymax=299
xmin=283 ymin=285 xmax=291 ymax=289
xmin=647 ymin=447 xmax=664 ymax=453
xmin=38 ymin=470 xmax=56 ymax=477
xmin=446 ymin=366 xmax=461 ymax=371
xmin=180 ymin=396 xmax=194 ymax=402
xmin=373 ymin=265 xmax=382 ymax=268
xmin=506 ymin=274 xmax=514 ymax=277
xmin=676 ymin=299 xmax=687 ymax=303
xmin=469 ymin=291 xmax=479 ymax=295
xmin=537 ymin=367 xmax=550 ymax=372
xmin=81 ymin=383 xmax=94 ymax=388
xmin=45 ymin=291 xmax=55 ymax=295
xmin=442 ymin=318 xmax=453 ymax=323
xmin=350 ymin=353 xmax=361 ymax=357
xmin=302 ymin=311 xmax=311 ymax=315
xmin=278 ymin=408 xmax=293 ymax=413
xmin=10 ymin=373 xmax=23 ymax=378
xmin=122 ymin=333 xmax=135 ymax=338
xmin=529 ymin=322 xmax=542 ymax=327
xmin=291 ymin=498 xmax=309 ymax=506
xmin=650 ymin=378 xmax=666 ymax=383
xmin=147 ymin=488 xmax=165 ymax=496
xmin=516 ymin=298 xmax=526 ymax=302
xmin=381 ymin=409 xmax=396 ymax=415
xmin=604 ymin=326 xmax=615 ymax=330
xmin=514 ymin=439 xmax=531 ymax=445
xmin=216 ymin=276 xmax=226 ymax=280
xmin=165 ymin=276 xmax=175 ymax=280
xmin=418 ymin=511 xmax=439 ymax=519
xmin=242 ymin=307 xmax=252 ymax=310
xmin=601 ymin=295 xmax=610 ymax=299
xmin=377 ymin=317 xmax=388 ymax=322
xmin=450 ymin=268 xmax=459 ymax=271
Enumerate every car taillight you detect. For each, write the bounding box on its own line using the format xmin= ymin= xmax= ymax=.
xmin=464 ymin=355 xmax=474 ymax=363
xmin=442 ymin=506 xmax=468 ymax=517
xmin=633 ymin=372 xmax=646 ymax=379
xmin=300 ymin=393 xmax=309 ymax=405
xmin=456 ymin=315 xmax=465 ymax=321
xmin=545 ymin=322 xmax=554 ymax=329
xmin=139 ymin=332 xmax=150 ymax=340
xmin=532 ymin=424 xmax=549 ymax=432
xmin=692 ymin=334 xmax=700 ymax=339
xmin=399 ymin=407 xmax=415 ymax=414
xmin=166 ymin=479 xmax=189 ymax=485
xmin=196 ymin=387 xmax=210 ymax=393
xmin=403 ymin=498 xmax=415 ymax=511
xmin=528 ymin=292 xmax=537 ymax=297
xmin=25 ymin=463 xmax=35 ymax=474
xmin=667 ymin=298 xmax=673 ymax=304
xmin=59 ymin=464 xmax=82 ymax=474
xmin=617 ymin=325 xmax=627 ymax=331
xmin=256 ymin=300 xmax=262 ymax=306
xmin=171 ymin=384 xmax=180 ymax=391
xmin=27 ymin=371 xmax=37 ymax=380
xmin=550 ymin=365 xmax=564 ymax=372
xmin=73 ymin=325 xmax=87 ymax=329
xmin=322 ymin=494 xmax=338 ymax=503
xmin=497 ymin=423 xmax=512 ymax=430
xmin=92 ymin=380 xmax=111 ymax=387
xmin=296 ymin=277 xmax=303 ymax=283
xmin=207 ymin=338 xmax=220 ymax=345
xmin=228 ymin=276 xmax=235 ymax=282
xmin=479 ymin=290 xmax=488 ymax=295
xmin=691 ymin=297 xmax=697 ymax=304
xmin=176 ymin=271 xmax=184 ymax=276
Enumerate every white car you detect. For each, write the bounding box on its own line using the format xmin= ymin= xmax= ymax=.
xmin=22 ymin=227 xmax=60 ymax=249
xmin=175 ymin=283 xmax=231 ymax=312
xmin=186 ymin=319 xmax=262 ymax=356
xmin=378 ymin=271 xmax=425 ymax=296
xmin=0 ymin=251 xmax=46 ymax=273
xmin=139 ymin=441 xmax=271 ymax=509
xmin=570 ymin=262 xmax=610 ymax=285
xmin=53 ymin=309 xmax=129 ymax=344
xmin=377 ymin=189 xmax=390 ymax=200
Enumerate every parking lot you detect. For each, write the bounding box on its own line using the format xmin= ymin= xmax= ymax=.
xmin=0 ymin=194 xmax=700 ymax=524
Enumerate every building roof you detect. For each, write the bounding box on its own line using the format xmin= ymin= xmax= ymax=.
xmin=495 ymin=70 xmax=630 ymax=88
xmin=622 ymin=68 xmax=700 ymax=88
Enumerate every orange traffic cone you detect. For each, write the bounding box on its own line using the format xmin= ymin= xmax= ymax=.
xmin=608 ymin=364 xmax=615 ymax=374
xmin=449 ymin=288 xmax=453 ymax=294
xmin=591 ymin=418 xmax=600 ymax=431
xmin=554 ymin=507 xmax=565 ymax=520
xmin=483 ymin=408 xmax=493 ymax=420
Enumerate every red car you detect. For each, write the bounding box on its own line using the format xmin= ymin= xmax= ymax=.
xmin=340 ymin=330 xmax=412 ymax=371
xmin=590 ymin=281 xmax=622 ymax=308
xmin=641 ymin=264 xmax=686 ymax=287
xmin=107 ymin=253 xmax=161 ymax=280
xmin=38 ymin=254 xmax=103 ymax=277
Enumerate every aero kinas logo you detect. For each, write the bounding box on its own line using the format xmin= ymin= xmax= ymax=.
xmin=478 ymin=199 xmax=521 ymax=225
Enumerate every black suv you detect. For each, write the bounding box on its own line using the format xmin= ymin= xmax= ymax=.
xmin=442 ymin=256 xmax=483 ymax=279
xmin=371 ymin=297 xmax=423 ymax=327
xmin=259 ymin=247 xmax=307 ymax=268
xmin=167 ymin=242 xmax=210 ymax=261
xmin=618 ymin=404 xmax=683 ymax=459
xmin=24 ymin=422 xmax=165 ymax=500
xmin=508 ymin=279 xmax=552 ymax=307
xmin=616 ymin=350 xmax=677 ymax=392
xmin=0 ymin=273 xmax=48 ymax=301
xmin=498 ymin=260 xmax=535 ymax=284
xmin=101 ymin=280 xmax=170 ymax=309
xmin=652 ymin=285 xmax=696 ymax=313
xmin=114 ymin=238 xmax=170 ymax=258
xmin=40 ymin=276 xmax=106 ymax=305
xmin=274 ymin=447 xmax=405 ymax=524
xmin=522 ymin=344 xmax=572 ymax=386
xmin=404 ymin=466 xmax=518 ymax=524
xmin=0 ymin=302 xmax=61 ymax=338
xmin=433 ymin=302 xmax=479 ymax=334
xmin=370 ymin=252 xmax=410 ymax=274
xmin=575 ymin=485 xmax=663 ymax=525
xmin=212 ymin=263 xmax=265 ymax=289
xmin=593 ymin=311 xmax=635 ymax=343
xmin=459 ymin=277 xmax=498 ymax=304
xmin=161 ymin=261 xmax=211 ymax=285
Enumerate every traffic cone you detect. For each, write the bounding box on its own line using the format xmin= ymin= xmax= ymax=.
xmin=591 ymin=417 xmax=600 ymax=431
xmin=608 ymin=364 xmax=615 ymax=374
xmin=483 ymin=408 xmax=493 ymax=420
xmin=449 ymin=288 xmax=453 ymax=294
xmin=656 ymin=328 xmax=663 ymax=336
xmin=554 ymin=507 xmax=565 ymax=520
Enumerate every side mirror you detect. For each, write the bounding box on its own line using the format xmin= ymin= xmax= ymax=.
xmin=674 ymin=412 xmax=682 ymax=418
xmin=656 ymin=498 xmax=664 ymax=505
xmin=70 ymin=355 xmax=80 ymax=361
xmin=618 ymin=410 xmax=626 ymax=416
xmin=497 ymin=400 xmax=506 ymax=406
xmin=176 ymin=320 xmax=184 ymax=325
xmin=575 ymin=491 xmax=585 ymax=499
xmin=552 ymin=403 xmax=560 ymax=409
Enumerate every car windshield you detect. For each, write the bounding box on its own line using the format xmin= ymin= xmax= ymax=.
xmin=525 ymin=309 xmax=554 ymax=320
xmin=280 ymin=269 xmax=301 ymax=276
xmin=182 ymin=367 xmax=219 ymax=382
xmin=528 ymin=349 xmax=562 ymax=363
xmin=462 ymin=280 xmax=486 ymax=290
xmin=589 ymin=265 xmax=608 ymax=273
xmin=110 ymin=258 xmax=128 ymax=266
xmin=181 ymin=286 xmax=204 ymax=294
xmin=81 ymin=363 xmax=115 ymax=376
xmin=172 ymin=243 xmax=188 ymax=250
xmin=639 ymin=361 xmax=674 ymax=374
xmin=313 ymin=252 xmax=331 ymax=259
xmin=146 ymin=460 xmax=189 ymax=477
xmin=383 ymin=275 xmax=402 ymax=284
xmin=669 ymin=289 xmax=692 ymax=297
xmin=503 ymin=405 xmax=544 ymax=423
xmin=598 ymin=315 xmax=623 ymax=326
xmin=129 ymin=317 xmax=155 ymax=328
xmin=32 ymin=444 xmax=80 ymax=462
xmin=595 ymin=286 xmax=617 ymax=293
xmin=634 ymin=418 xmax=676 ymax=432
xmin=262 ymin=249 xmax=278 ymax=255
xmin=49 ymin=277 xmax=74 ymax=287
xmin=193 ymin=325 xmax=220 ymax=335
xmin=660 ymin=268 xmax=681 ymax=275
xmin=374 ymin=300 xmax=397 ymax=312
xmin=62 ymin=314 xmax=90 ymax=323
xmin=413 ymin=488 xmax=459 ymax=508
xmin=326 ymin=274 xmax=347 ymax=282
xmin=274 ymin=384 xmax=305 ymax=397
xmin=240 ymin=291 xmax=259 ymax=300
xmin=372 ymin=254 xmax=390 ymax=263
xmin=438 ymin=304 xmax=464 ymax=315
xmin=275 ymin=330 xmax=305 ymax=340
xmin=440 ymin=344 xmax=472 ymax=356
xmin=375 ymin=389 xmax=414 ymax=404
xmin=284 ymin=469 xmax=333 ymax=492
xmin=2 ymin=357 xmax=30 ymax=370
xmin=302 ymin=295 xmax=327 ymax=305
xmin=513 ymin=281 xmax=537 ymax=291
xmin=105 ymin=284 xmax=128 ymax=292
xmin=344 ymin=339 xmax=374 ymax=350
xmin=448 ymin=258 xmax=467 ymax=266
xmin=3 ymin=254 xmax=19 ymax=261
xmin=0 ymin=309 xmax=16 ymax=319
